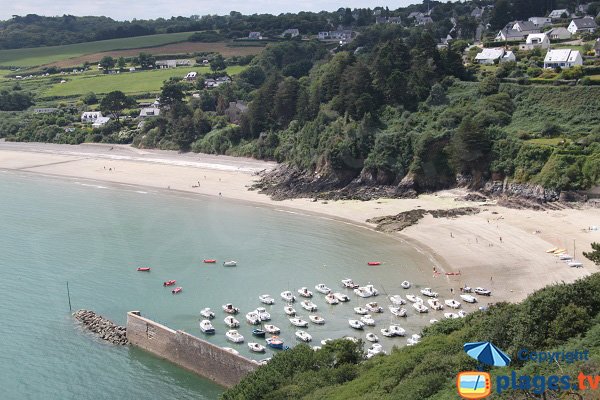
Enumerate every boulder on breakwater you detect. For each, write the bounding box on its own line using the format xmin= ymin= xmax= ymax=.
xmin=73 ymin=309 xmax=128 ymax=345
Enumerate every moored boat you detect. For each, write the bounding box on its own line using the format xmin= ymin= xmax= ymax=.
xmin=333 ymin=292 xmax=350 ymax=302
xmin=568 ymin=260 xmax=583 ymax=268
xmin=381 ymin=325 xmax=405 ymax=337
xmin=354 ymin=306 xmax=368 ymax=315
xmin=389 ymin=295 xmax=406 ymax=305
xmin=300 ymin=300 xmax=317 ymax=312
xmin=309 ymin=315 xmax=325 ymax=324
xmin=200 ymin=308 xmax=215 ymax=319
xmin=222 ymin=303 xmax=240 ymax=314
xmin=458 ymin=310 xmax=468 ymax=318
xmin=354 ymin=285 xmax=379 ymax=298
xmin=203 ymin=259 xmax=216 ymax=263
xmin=341 ymin=278 xmax=359 ymax=289
xmin=264 ymin=324 xmax=280 ymax=334
xmin=389 ymin=306 xmax=407 ymax=317
xmin=420 ymin=288 xmax=438 ymax=298
xmin=429 ymin=319 xmax=439 ymax=324
xmin=315 ymin=283 xmax=331 ymax=294
xmin=412 ymin=302 xmax=429 ymax=313
xmin=284 ymin=305 xmax=296 ymax=316
xmin=199 ymin=319 xmax=215 ymax=334
xmin=297 ymin=287 xmax=313 ymax=298
xmin=360 ymin=314 xmax=376 ymax=326
xmin=246 ymin=311 xmax=260 ymax=325
xmin=444 ymin=312 xmax=459 ymax=319
xmin=137 ymin=267 xmax=151 ymax=272
xmin=223 ymin=260 xmax=237 ymax=267
xmin=427 ymin=299 xmax=444 ymax=310
xmin=460 ymin=294 xmax=477 ymax=303
xmin=367 ymin=261 xmax=381 ymax=266
xmin=248 ymin=342 xmax=266 ymax=353
xmin=325 ymin=293 xmax=339 ymax=304
xmin=348 ymin=319 xmax=365 ymax=330
xmin=444 ymin=299 xmax=461 ymax=309
xmin=295 ymin=330 xmax=312 ymax=342
xmin=366 ymin=332 xmax=379 ymax=342
xmin=401 ymin=280 xmax=411 ymax=289
xmin=171 ymin=287 xmax=183 ymax=294
xmin=258 ymin=294 xmax=275 ymax=305
xmin=320 ymin=338 xmax=332 ymax=346
xmin=252 ymin=328 xmax=266 ymax=337
xmin=280 ymin=291 xmax=296 ymax=302
xmin=225 ymin=329 xmax=244 ymax=343
xmin=255 ymin=307 xmax=271 ymax=321
xmin=163 ymin=280 xmax=176 ymax=286
xmin=365 ymin=302 xmax=383 ymax=313
xmin=406 ymin=294 xmax=422 ymax=303
xmin=266 ymin=336 xmax=285 ymax=349
xmin=224 ymin=316 xmax=240 ymax=328
xmin=289 ymin=317 xmax=308 ymax=327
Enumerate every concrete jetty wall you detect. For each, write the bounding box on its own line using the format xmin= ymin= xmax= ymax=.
xmin=126 ymin=311 xmax=258 ymax=388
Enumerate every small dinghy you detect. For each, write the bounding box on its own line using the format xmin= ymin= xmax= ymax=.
xmin=406 ymin=337 xmax=420 ymax=346
xmin=444 ymin=299 xmax=461 ymax=309
xmin=222 ymin=347 xmax=239 ymax=355
xmin=348 ymin=319 xmax=365 ymax=330
xmin=365 ymin=302 xmax=383 ymax=313
xmin=427 ymin=299 xmax=444 ymax=310
xmin=203 ymin=259 xmax=216 ymax=263
xmin=284 ymin=305 xmax=296 ymax=316
xmin=381 ymin=325 xmax=405 ymax=337
xmin=222 ymin=304 xmax=240 ymax=314
xmin=444 ymin=312 xmax=459 ymax=319
xmin=225 ymin=329 xmax=244 ymax=343
xmin=360 ymin=314 xmax=376 ymax=326
xmin=297 ymin=287 xmax=313 ymax=298
xmin=460 ymin=294 xmax=477 ymax=303
xmin=137 ymin=267 xmax=151 ymax=272
xmin=458 ymin=310 xmax=468 ymax=318
xmin=320 ymin=338 xmax=332 ymax=346
xmin=389 ymin=295 xmax=406 ymax=305
xmin=199 ymin=319 xmax=215 ymax=334
xmin=420 ymin=288 xmax=438 ymax=298
xmin=223 ymin=260 xmax=237 ymax=267
xmin=171 ymin=287 xmax=183 ymax=294
xmin=354 ymin=285 xmax=379 ymax=298
xmin=445 ymin=271 xmax=461 ymax=276
xmin=333 ymin=292 xmax=350 ymax=302
xmin=295 ymin=330 xmax=312 ymax=342
xmin=315 ymin=283 xmax=331 ymax=294
xmin=366 ymin=332 xmax=379 ymax=342
xmin=568 ymin=261 xmax=583 ymax=268
xmin=367 ymin=261 xmax=381 ymax=266
xmin=325 ymin=293 xmax=339 ymax=304
xmin=558 ymin=254 xmax=573 ymax=260
xmin=461 ymin=286 xmax=473 ymax=293
xmin=163 ymin=280 xmax=176 ymax=287
xmin=252 ymin=328 xmax=266 ymax=337
xmin=246 ymin=312 xmax=260 ymax=325
xmin=266 ymin=336 xmax=285 ymax=349
xmin=200 ymin=308 xmax=215 ymax=319
xmin=289 ymin=317 xmax=308 ymax=327
xmin=412 ymin=302 xmax=429 ymax=313
xmin=354 ymin=307 xmax=368 ymax=317
xmin=309 ymin=315 xmax=325 ymax=325
xmin=263 ymin=324 xmax=280 ymax=334
xmin=474 ymin=287 xmax=491 ymax=296
xmin=224 ymin=316 xmax=240 ymax=328
xmin=248 ymin=342 xmax=266 ymax=353
xmin=401 ymin=281 xmax=411 ymax=289
xmin=344 ymin=336 xmax=359 ymax=343
xmin=367 ymin=343 xmax=385 ymax=358
xmin=255 ymin=307 xmax=271 ymax=321
xmin=300 ymin=300 xmax=317 ymax=312
xmin=312 ymin=346 xmax=321 ymax=351
xmin=280 ymin=291 xmax=296 ymax=303
xmin=429 ymin=319 xmax=439 ymax=324
xmin=259 ymin=294 xmax=275 ymax=305
xmin=341 ymin=278 xmax=359 ymax=289
xmin=389 ymin=306 xmax=407 ymax=317
xmin=406 ymin=294 xmax=421 ymax=303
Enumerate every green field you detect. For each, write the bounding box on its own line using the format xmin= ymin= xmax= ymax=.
xmin=0 ymin=32 xmax=193 ymax=67
xmin=41 ymin=65 xmax=247 ymax=97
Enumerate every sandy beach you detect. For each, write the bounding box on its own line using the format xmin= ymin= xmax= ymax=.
xmin=1 ymin=141 xmax=598 ymax=302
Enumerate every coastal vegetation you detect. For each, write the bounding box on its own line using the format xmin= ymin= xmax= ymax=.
xmin=584 ymin=243 xmax=600 ymax=265
xmin=223 ymin=273 xmax=600 ymax=399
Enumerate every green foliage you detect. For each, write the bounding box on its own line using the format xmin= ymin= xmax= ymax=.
xmin=188 ymin=30 xmax=223 ymax=42
xmin=99 ymin=56 xmax=115 ymax=72
xmin=82 ymin=92 xmax=98 ymax=105
xmin=0 ymin=89 xmax=34 ymax=110
xmin=448 ymin=116 xmax=492 ymax=178
xmin=210 ymin=54 xmax=227 ymax=72
xmin=99 ymin=90 xmax=136 ymax=121
xmin=584 ymin=243 xmax=600 ymax=265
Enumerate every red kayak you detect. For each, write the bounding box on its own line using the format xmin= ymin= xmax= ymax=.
xmin=367 ymin=262 xmax=381 ymax=266
xmin=446 ymin=272 xmax=461 ymax=276
xmin=172 ymin=287 xmax=183 ymax=294
xmin=163 ymin=280 xmax=176 ymax=287
xmin=203 ymin=259 xmax=216 ymax=264
xmin=137 ymin=267 xmax=151 ymax=272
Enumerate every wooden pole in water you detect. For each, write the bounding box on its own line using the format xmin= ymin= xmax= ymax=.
xmin=67 ymin=281 xmax=72 ymax=312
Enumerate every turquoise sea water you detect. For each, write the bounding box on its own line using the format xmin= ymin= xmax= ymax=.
xmin=0 ymin=171 xmax=467 ymax=399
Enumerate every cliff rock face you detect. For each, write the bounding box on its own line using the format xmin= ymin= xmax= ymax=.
xmin=482 ymin=180 xmax=559 ymax=203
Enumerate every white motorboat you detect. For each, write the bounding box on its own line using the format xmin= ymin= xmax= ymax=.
xmin=223 ymin=261 xmax=237 ymax=267
xmin=380 ymin=328 xmax=394 ymax=337
xmin=309 ymin=315 xmax=325 ymax=324
xmin=199 ymin=319 xmax=215 ymax=334
xmin=568 ymin=261 xmax=583 ymax=268
xmin=460 ymin=294 xmax=477 ymax=303
xmin=365 ymin=302 xmax=383 ymax=313
xmin=325 ymin=293 xmax=339 ymax=304
xmin=406 ymin=294 xmax=423 ymax=303
xmin=289 ymin=317 xmax=308 ymax=327
xmin=280 ymin=291 xmax=296 ymax=302
xmin=295 ymin=330 xmax=312 ymax=342
xmin=200 ymin=308 xmax=215 ymax=319
xmin=312 ymin=346 xmax=321 ymax=351
xmin=427 ymin=299 xmax=444 ymax=310
xmin=444 ymin=299 xmax=461 ymax=309
xmin=458 ymin=310 xmax=468 ymax=318
xmin=474 ymin=287 xmax=491 ymax=296
xmin=333 ymin=292 xmax=350 ymax=302
xmin=389 ymin=325 xmax=406 ymax=336
xmin=259 ymin=294 xmax=275 ymax=305
xmin=255 ymin=307 xmax=271 ymax=321
xmin=412 ymin=302 xmax=429 ymax=313
xmin=348 ymin=319 xmax=365 ymax=330
xmin=559 ymin=254 xmax=573 ymax=260
xmin=284 ymin=305 xmax=296 ymax=316
xmin=300 ymin=300 xmax=318 ymax=312
xmin=354 ymin=285 xmax=379 ymax=298
xmin=420 ymin=288 xmax=438 ymax=298
xmin=258 ymin=357 xmax=271 ymax=365
xmin=429 ymin=319 xmax=439 ymax=324
xmin=315 ymin=283 xmax=331 ymax=294
xmin=444 ymin=312 xmax=459 ymax=319
xmin=297 ymin=287 xmax=313 ymax=298
xmin=224 ymin=316 xmax=240 ymax=328
xmin=320 ymin=338 xmax=332 ymax=346
xmin=367 ymin=343 xmax=385 ymax=358
xmin=341 ymin=278 xmax=359 ymax=289
xmin=344 ymin=336 xmax=359 ymax=343
xmin=389 ymin=306 xmax=407 ymax=317
xmin=222 ymin=347 xmax=239 ymax=355
xmin=264 ymin=324 xmax=280 ymax=334
xmin=461 ymin=286 xmax=473 ymax=293
xmin=225 ymin=329 xmax=244 ymax=343
xmin=222 ymin=303 xmax=240 ymax=314
xmin=354 ymin=306 xmax=368 ymax=315
xmin=246 ymin=312 xmax=261 ymax=325
xmin=406 ymin=338 xmax=419 ymax=346
xmin=389 ymin=295 xmax=406 ymax=305
xmin=360 ymin=314 xmax=376 ymax=326
xmin=366 ymin=332 xmax=379 ymax=342
xmin=401 ymin=280 xmax=411 ymax=289
xmin=248 ymin=342 xmax=266 ymax=353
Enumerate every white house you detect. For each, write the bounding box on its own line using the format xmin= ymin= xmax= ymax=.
xmin=248 ymin=32 xmax=262 ymax=39
xmin=474 ymin=48 xmax=506 ymax=64
xmin=549 ymin=9 xmax=569 ymax=19
xmin=185 ymin=71 xmax=197 ymax=81
xmin=568 ymin=18 xmax=598 ymax=34
xmin=155 ymin=59 xmax=191 ymax=69
xmin=81 ymin=111 xmax=103 ymax=124
xmin=139 ymin=107 xmax=160 ymax=118
xmin=92 ymin=116 xmax=111 ymax=129
xmin=528 ymin=17 xmax=552 ymax=27
xmin=543 ymin=49 xmax=583 ymax=69
xmin=501 ymin=51 xmax=516 ymax=63
xmin=318 ymin=31 xmax=329 ymax=40
xmin=546 ymin=27 xmax=571 ymax=40
xmin=520 ymin=33 xmax=551 ymax=50
xmin=281 ymin=28 xmax=300 ymax=37
xmin=495 ymin=28 xmax=526 ymax=41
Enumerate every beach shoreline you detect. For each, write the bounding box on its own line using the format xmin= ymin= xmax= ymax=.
xmin=1 ymin=142 xmax=598 ymax=303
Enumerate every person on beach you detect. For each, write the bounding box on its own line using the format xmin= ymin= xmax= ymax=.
xmin=450 ymin=288 xmax=454 ymax=294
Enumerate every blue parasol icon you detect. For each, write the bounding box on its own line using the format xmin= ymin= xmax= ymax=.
xmin=464 ymin=341 xmax=511 ymax=367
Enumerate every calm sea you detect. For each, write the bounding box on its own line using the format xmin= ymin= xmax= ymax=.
xmin=0 ymin=171 xmax=466 ymax=399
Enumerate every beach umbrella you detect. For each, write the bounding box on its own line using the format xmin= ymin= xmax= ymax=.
xmin=463 ymin=341 xmax=511 ymax=367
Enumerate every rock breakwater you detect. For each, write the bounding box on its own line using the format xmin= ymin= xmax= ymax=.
xmin=73 ymin=309 xmax=128 ymax=345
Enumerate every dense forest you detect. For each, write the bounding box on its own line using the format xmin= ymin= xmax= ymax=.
xmin=222 ymin=272 xmax=600 ymax=399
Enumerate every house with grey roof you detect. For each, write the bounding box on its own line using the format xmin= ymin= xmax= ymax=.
xmin=567 ymin=18 xmax=597 ymax=34
xmin=543 ymin=49 xmax=583 ymax=69
xmin=495 ymin=28 xmax=526 ymax=41
xmin=376 ymin=16 xmax=401 ymax=24
xmin=546 ymin=27 xmax=571 ymax=40
xmin=139 ymin=107 xmax=160 ymax=118
xmin=471 ymin=7 xmax=483 ymax=19
xmin=511 ymin=21 xmax=540 ymax=34
xmin=549 ymin=9 xmax=570 ymax=19
xmin=595 ymin=38 xmax=600 ymax=56
xmin=474 ymin=48 xmax=506 ymax=64
xmin=528 ymin=17 xmax=552 ymax=28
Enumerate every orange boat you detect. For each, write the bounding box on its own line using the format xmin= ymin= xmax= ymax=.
xmin=203 ymin=259 xmax=217 ymax=263
xmin=367 ymin=262 xmax=381 ymax=266
xmin=163 ymin=280 xmax=176 ymax=287
xmin=172 ymin=287 xmax=183 ymax=294
xmin=137 ymin=267 xmax=151 ymax=272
